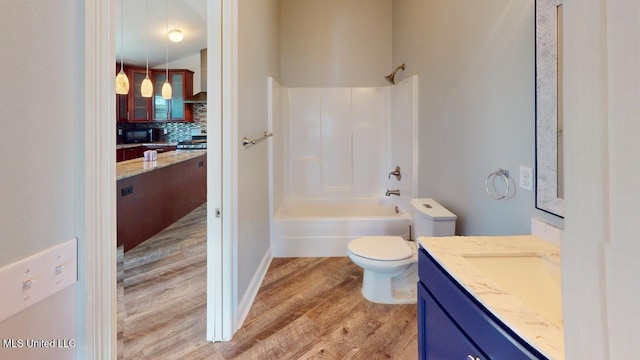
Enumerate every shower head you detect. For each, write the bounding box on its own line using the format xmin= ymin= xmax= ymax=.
xmin=384 ymin=64 xmax=406 ymax=84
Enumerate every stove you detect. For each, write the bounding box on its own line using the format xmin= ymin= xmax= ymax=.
xmin=176 ymin=139 xmax=207 ymax=150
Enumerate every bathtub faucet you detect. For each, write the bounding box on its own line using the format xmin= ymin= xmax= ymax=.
xmin=385 ymin=189 xmax=400 ymax=196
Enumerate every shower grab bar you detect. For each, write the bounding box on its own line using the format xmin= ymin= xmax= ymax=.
xmin=242 ymin=131 xmax=273 ymax=147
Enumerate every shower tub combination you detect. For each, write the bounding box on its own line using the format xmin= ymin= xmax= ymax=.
xmin=272 ymin=198 xmax=412 ymax=257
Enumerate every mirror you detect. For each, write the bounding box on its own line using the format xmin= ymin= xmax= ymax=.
xmin=535 ymin=0 xmax=564 ymax=218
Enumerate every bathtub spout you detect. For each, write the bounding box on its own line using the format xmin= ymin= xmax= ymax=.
xmin=386 ymin=189 xmax=400 ymax=196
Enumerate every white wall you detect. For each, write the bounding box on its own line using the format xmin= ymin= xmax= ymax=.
xmin=236 ymin=0 xmax=280 ymax=304
xmin=563 ymin=1 xmax=640 ymax=358
xmin=280 ymin=0 xmax=392 ymax=87
xmin=0 ymin=1 xmax=84 ymax=359
xmin=392 ymin=0 xmax=562 ymax=235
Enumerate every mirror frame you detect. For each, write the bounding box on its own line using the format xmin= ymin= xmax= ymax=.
xmin=535 ymin=0 xmax=564 ymax=218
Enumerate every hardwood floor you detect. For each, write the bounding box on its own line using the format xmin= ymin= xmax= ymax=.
xmin=118 ymin=203 xmax=418 ymax=359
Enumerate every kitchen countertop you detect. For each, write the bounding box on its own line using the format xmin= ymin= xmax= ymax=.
xmin=116 ymin=150 xmax=206 ymax=180
xmin=116 ymin=142 xmax=178 ymax=150
xmin=418 ymin=235 xmax=564 ymax=360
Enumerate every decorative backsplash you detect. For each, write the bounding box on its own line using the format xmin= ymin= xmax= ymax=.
xmin=117 ymin=103 xmax=207 ymax=144
xmin=192 ymin=103 xmax=207 ymax=130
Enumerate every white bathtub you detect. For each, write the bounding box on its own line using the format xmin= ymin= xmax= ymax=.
xmin=272 ymin=198 xmax=412 ymax=257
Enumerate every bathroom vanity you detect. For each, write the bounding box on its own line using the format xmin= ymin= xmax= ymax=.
xmin=417 ymin=235 xmax=564 ymax=359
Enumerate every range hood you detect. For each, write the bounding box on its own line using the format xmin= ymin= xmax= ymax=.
xmin=184 ymin=49 xmax=207 ymax=103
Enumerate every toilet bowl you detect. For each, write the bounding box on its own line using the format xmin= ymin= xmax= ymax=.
xmin=347 ymin=236 xmax=418 ymax=304
xmin=347 ymin=198 xmax=456 ymax=304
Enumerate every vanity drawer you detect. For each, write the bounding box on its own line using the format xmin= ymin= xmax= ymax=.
xmin=418 ymin=247 xmax=546 ymax=359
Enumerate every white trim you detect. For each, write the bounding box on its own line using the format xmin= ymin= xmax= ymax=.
xmin=228 ymin=0 xmax=240 ymax=338
xmin=236 ymin=248 xmax=273 ymax=328
xmin=84 ymin=0 xmax=116 ymax=357
xmin=206 ymin=0 xmax=238 ymax=341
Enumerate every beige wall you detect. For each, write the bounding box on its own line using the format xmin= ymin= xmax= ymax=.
xmin=0 ymin=0 xmax=84 ymax=358
xmin=280 ymin=0 xmax=392 ymax=87
xmin=236 ymin=0 xmax=280 ymax=300
xmin=392 ymin=0 xmax=562 ymax=235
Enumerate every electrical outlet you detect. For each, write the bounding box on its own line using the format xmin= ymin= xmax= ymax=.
xmin=121 ymin=186 xmax=133 ymax=196
xmin=519 ymin=166 xmax=533 ymax=191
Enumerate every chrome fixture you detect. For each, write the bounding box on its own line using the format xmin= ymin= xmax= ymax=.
xmin=385 ymin=189 xmax=400 ymax=197
xmin=388 ymin=166 xmax=401 ymax=180
xmin=242 ymin=131 xmax=273 ymax=147
xmin=384 ymin=64 xmax=405 ymax=84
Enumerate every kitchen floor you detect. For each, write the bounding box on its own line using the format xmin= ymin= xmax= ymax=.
xmin=117 ymin=204 xmax=417 ymax=359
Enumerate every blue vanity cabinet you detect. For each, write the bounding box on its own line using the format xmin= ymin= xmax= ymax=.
xmin=417 ymin=246 xmax=548 ymax=360
xmin=418 ymin=282 xmax=485 ymax=359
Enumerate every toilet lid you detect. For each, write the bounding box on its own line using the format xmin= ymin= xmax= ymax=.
xmin=348 ymin=236 xmax=413 ymax=261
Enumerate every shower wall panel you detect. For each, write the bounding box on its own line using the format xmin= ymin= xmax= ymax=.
xmin=286 ymin=87 xmax=390 ymax=198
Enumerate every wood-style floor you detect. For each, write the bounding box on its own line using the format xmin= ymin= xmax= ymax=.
xmin=118 ymin=203 xmax=418 ymax=359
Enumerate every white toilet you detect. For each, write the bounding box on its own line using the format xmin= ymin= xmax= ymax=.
xmin=347 ymin=198 xmax=457 ymax=304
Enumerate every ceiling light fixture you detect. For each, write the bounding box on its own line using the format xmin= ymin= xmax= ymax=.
xmin=161 ymin=0 xmax=172 ymax=100
xmin=140 ymin=0 xmax=153 ymax=98
xmin=168 ymin=29 xmax=183 ymax=43
xmin=115 ymin=0 xmax=130 ymax=94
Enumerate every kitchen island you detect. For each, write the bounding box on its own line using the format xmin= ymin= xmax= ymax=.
xmin=117 ymin=150 xmax=206 ymax=251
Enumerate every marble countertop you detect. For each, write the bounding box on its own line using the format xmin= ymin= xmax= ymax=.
xmin=418 ymin=235 xmax=564 ymax=359
xmin=116 ymin=150 xmax=206 ymax=180
xmin=116 ymin=142 xmax=178 ymax=150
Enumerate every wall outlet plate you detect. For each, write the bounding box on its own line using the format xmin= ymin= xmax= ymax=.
xmin=0 ymin=238 xmax=77 ymax=322
xmin=519 ymin=166 xmax=533 ymax=191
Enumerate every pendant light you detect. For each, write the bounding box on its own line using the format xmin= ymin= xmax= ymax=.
xmin=140 ymin=0 xmax=153 ymax=98
xmin=161 ymin=0 xmax=173 ymax=100
xmin=115 ymin=0 xmax=130 ymax=94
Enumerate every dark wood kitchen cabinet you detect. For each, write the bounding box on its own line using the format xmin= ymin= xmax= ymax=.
xmin=116 ymin=146 xmax=146 ymax=162
xmin=116 ymin=66 xmax=193 ymax=123
xmin=152 ymin=70 xmax=194 ymax=122
xmin=115 ymin=66 xmax=151 ymax=122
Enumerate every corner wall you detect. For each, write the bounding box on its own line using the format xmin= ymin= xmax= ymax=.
xmin=392 ymin=0 xmax=562 ymax=235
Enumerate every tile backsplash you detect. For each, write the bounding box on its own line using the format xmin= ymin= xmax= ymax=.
xmin=117 ymin=103 xmax=207 ymax=144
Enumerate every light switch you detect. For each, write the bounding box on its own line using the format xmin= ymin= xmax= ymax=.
xmin=0 ymin=238 xmax=77 ymax=322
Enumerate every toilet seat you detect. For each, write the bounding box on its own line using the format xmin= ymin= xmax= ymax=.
xmin=347 ymin=236 xmax=412 ymax=261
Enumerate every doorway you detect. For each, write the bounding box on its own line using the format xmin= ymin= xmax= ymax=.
xmin=84 ymin=0 xmax=233 ymax=356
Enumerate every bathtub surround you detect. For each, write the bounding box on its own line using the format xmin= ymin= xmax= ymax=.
xmin=269 ymin=76 xmax=418 ymax=257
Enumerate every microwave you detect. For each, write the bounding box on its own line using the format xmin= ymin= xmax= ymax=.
xmin=123 ymin=129 xmax=154 ymax=144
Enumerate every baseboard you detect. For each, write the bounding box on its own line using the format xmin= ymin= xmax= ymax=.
xmin=236 ymin=247 xmax=273 ymax=329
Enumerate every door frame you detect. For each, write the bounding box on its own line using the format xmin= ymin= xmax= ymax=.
xmin=83 ymin=0 xmax=233 ymax=356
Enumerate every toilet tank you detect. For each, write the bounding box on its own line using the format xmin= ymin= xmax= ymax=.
xmin=411 ymin=198 xmax=457 ymax=237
